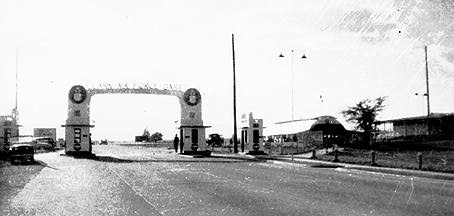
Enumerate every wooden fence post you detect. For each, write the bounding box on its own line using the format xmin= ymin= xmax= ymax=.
xmin=333 ymin=150 xmax=339 ymax=162
xmin=418 ymin=152 xmax=423 ymax=169
xmin=311 ymin=150 xmax=316 ymax=159
xmin=371 ymin=150 xmax=376 ymax=166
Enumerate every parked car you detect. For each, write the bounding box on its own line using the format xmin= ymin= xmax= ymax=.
xmin=34 ymin=137 xmax=56 ymax=151
xmin=11 ymin=136 xmax=55 ymax=152
xmin=9 ymin=143 xmax=34 ymax=164
xmin=206 ymin=134 xmax=224 ymax=147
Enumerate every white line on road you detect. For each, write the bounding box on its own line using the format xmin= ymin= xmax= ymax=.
xmin=334 ymin=167 xmax=404 ymax=178
xmin=406 ymin=177 xmax=414 ymax=205
xmin=387 ymin=180 xmax=402 ymax=208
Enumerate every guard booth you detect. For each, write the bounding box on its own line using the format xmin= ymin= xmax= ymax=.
xmin=241 ymin=112 xmax=265 ymax=154
xmin=0 ymin=114 xmax=19 ymax=154
xmin=178 ymin=88 xmax=210 ymax=155
xmin=62 ymin=85 xmax=93 ymax=156
xmin=180 ymin=126 xmax=209 ymax=153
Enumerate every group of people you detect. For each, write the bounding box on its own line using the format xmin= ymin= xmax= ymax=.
xmin=173 ymin=134 xmax=183 ymax=153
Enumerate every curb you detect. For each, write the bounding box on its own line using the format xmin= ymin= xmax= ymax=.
xmin=272 ymin=156 xmax=454 ymax=181
xmin=211 ymin=153 xmax=261 ymax=161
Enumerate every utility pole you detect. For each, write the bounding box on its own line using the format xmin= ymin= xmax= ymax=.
xmin=232 ymin=34 xmax=238 ymax=153
xmin=13 ymin=48 xmax=20 ymax=138
xmin=15 ymin=48 xmax=18 ymax=112
xmin=13 ymin=48 xmax=19 ymax=122
xmin=424 ymin=45 xmax=430 ymax=116
xmin=291 ymin=50 xmax=294 ymax=120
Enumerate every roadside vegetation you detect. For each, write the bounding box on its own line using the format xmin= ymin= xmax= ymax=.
xmin=341 ymin=96 xmax=386 ymax=146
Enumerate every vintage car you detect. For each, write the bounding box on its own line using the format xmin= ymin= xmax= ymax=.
xmin=10 ymin=136 xmax=55 ymax=151
xmin=206 ymin=134 xmax=225 ymax=147
xmin=33 ymin=137 xmax=56 ymax=150
xmin=9 ymin=143 xmax=34 ymax=163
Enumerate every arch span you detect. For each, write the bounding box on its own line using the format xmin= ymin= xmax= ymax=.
xmin=62 ymin=84 xmax=209 ymax=155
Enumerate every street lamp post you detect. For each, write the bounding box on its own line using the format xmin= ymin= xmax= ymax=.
xmin=279 ymin=50 xmax=307 ymax=120
xmin=415 ymin=92 xmax=429 ymax=119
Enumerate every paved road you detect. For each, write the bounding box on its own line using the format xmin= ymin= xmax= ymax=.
xmin=1 ymin=145 xmax=453 ymax=216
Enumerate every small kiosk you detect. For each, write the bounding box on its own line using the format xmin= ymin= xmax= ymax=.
xmin=179 ymin=88 xmax=210 ymax=155
xmin=62 ymin=85 xmax=94 ymax=156
xmin=241 ymin=112 xmax=265 ymax=154
xmin=0 ymin=113 xmax=19 ymax=153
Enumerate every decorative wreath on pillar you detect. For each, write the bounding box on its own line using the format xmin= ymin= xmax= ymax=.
xmin=183 ymin=88 xmax=201 ymax=106
xmin=68 ymin=85 xmax=87 ymax=104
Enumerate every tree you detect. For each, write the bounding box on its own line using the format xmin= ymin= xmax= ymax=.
xmin=150 ymin=132 xmax=163 ymax=143
xmin=341 ymin=97 xmax=386 ymax=146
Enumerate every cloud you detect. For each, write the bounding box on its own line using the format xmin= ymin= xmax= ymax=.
xmin=324 ymin=0 xmax=453 ymax=77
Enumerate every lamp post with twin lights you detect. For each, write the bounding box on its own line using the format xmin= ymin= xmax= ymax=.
xmin=278 ymin=49 xmax=307 ymax=121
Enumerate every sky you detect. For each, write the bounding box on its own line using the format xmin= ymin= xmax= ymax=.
xmin=0 ymin=0 xmax=453 ymax=140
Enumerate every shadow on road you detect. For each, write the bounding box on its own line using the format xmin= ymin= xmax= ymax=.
xmin=0 ymin=158 xmax=48 ymax=214
xmin=92 ymin=155 xmax=265 ymax=164
xmin=0 ymin=156 xmax=46 ymax=167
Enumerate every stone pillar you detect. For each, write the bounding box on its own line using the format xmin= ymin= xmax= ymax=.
xmin=179 ymin=88 xmax=209 ymax=154
xmin=63 ymin=85 xmax=93 ymax=155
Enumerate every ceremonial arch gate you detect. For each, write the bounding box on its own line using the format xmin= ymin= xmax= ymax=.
xmin=62 ymin=84 xmax=209 ymax=155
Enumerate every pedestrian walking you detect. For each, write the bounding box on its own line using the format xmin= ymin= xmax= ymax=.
xmin=173 ymin=134 xmax=179 ymax=153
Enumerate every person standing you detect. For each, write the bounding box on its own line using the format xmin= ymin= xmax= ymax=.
xmin=173 ymin=134 xmax=179 ymax=153
xmin=180 ymin=139 xmax=184 ymax=154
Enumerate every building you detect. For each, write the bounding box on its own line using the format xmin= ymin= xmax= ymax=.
xmin=0 ymin=114 xmax=20 ymax=153
xmin=374 ymin=113 xmax=454 ymax=142
xmin=309 ymin=116 xmax=347 ymax=147
xmin=266 ymin=115 xmax=348 ymax=147
xmin=240 ymin=112 xmax=265 ymax=153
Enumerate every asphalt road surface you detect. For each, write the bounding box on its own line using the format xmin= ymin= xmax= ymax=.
xmin=1 ymin=145 xmax=453 ymax=216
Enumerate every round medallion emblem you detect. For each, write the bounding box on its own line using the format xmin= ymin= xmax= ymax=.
xmin=183 ymin=88 xmax=201 ymax=106
xmin=69 ymin=85 xmax=87 ymax=104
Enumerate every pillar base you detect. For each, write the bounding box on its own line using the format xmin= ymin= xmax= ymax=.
xmin=64 ymin=151 xmax=96 ymax=159
xmin=181 ymin=150 xmax=212 ymax=157
xmin=246 ymin=150 xmax=267 ymax=155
